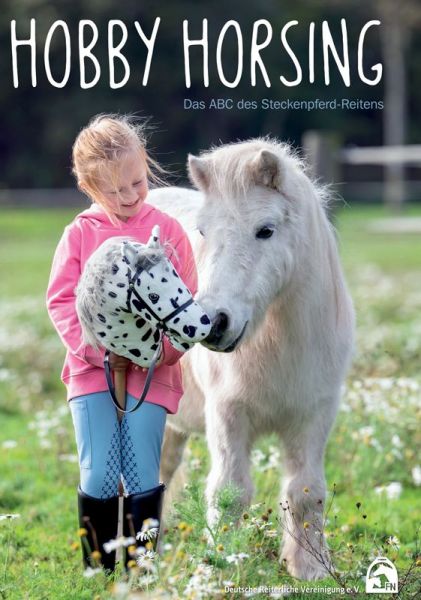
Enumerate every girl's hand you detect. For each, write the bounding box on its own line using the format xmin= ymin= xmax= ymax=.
xmin=108 ymin=352 xmax=131 ymax=371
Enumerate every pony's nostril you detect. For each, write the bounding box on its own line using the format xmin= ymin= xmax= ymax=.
xmin=202 ymin=310 xmax=230 ymax=345
xmin=214 ymin=311 xmax=229 ymax=335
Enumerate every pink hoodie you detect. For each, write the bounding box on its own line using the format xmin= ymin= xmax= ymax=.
xmin=46 ymin=201 xmax=197 ymax=414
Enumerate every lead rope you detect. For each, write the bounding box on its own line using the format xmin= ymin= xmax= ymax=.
xmin=103 ymin=329 xmax=164 ymax=414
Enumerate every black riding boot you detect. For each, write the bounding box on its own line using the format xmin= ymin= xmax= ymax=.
xmin=77 ymin=487 xmax=119 ymax=572
xmin=123 ymin=483 xmax=165 ymax=567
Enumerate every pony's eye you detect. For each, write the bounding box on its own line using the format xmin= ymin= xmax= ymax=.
xmin=197 ymin=228 xmax=205 ymax=237
xmin=256 ymin=226 xmax=274 ymax=239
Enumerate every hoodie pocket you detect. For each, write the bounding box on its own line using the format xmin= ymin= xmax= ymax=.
xmin=69 ymin=397 xmax=92 ymax=469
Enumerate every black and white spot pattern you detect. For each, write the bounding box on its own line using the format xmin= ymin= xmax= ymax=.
xmin=76 ymin=228 xmax=212 ymax=368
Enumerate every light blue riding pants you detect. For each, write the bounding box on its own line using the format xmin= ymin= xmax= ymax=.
xmin=69 ymin=392 xmax=167 ymax=499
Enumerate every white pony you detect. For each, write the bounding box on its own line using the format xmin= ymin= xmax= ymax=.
xmin=147 ymin=139 xmax=355 ymax=581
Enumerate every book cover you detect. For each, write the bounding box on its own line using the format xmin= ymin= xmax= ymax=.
xmin=0 ymin=1 xmax=420 ymax=598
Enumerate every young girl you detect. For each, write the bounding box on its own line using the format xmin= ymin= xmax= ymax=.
xmin=46 ymin=114 xmax=197 ymax=572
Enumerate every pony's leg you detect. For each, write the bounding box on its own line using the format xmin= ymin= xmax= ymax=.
xmin=159 ymin=423 xmax=190 ymax=534
xmin=205 ymin=399 xmax=254 ymax=530
xmin=279 ymin=404 xmax=337 ymax=581
xmin=160 ymin=423 xmax=189 ymax=485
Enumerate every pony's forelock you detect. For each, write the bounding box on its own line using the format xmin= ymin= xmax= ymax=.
xmin=194 ymin=137 xmax=332 ymax=215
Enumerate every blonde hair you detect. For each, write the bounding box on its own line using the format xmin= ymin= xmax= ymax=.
xmin=72 ymin=114 xmax=166 ymax=222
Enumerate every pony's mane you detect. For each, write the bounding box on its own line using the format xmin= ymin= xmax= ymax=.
xmin=197 ymin=137 xmax=332 ymax=213
xmin=199 ymin=138 xmax=299 ymax=196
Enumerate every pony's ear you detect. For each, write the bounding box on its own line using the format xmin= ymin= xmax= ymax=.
xmin=252 ymin=149 xmax=283 ymax=190
xmin=188 ymin=154 xmax=209 ymax=191
xmin=121 ymin=241 xmax=138 ymax=266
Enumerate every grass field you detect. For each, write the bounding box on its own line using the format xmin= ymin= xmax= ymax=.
xmin=0 ymin=205 xmax=420 ymax=599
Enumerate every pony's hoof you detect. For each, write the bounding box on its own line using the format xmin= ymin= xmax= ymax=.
xmin=281 ymin=546 xmax=331 ymax=581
